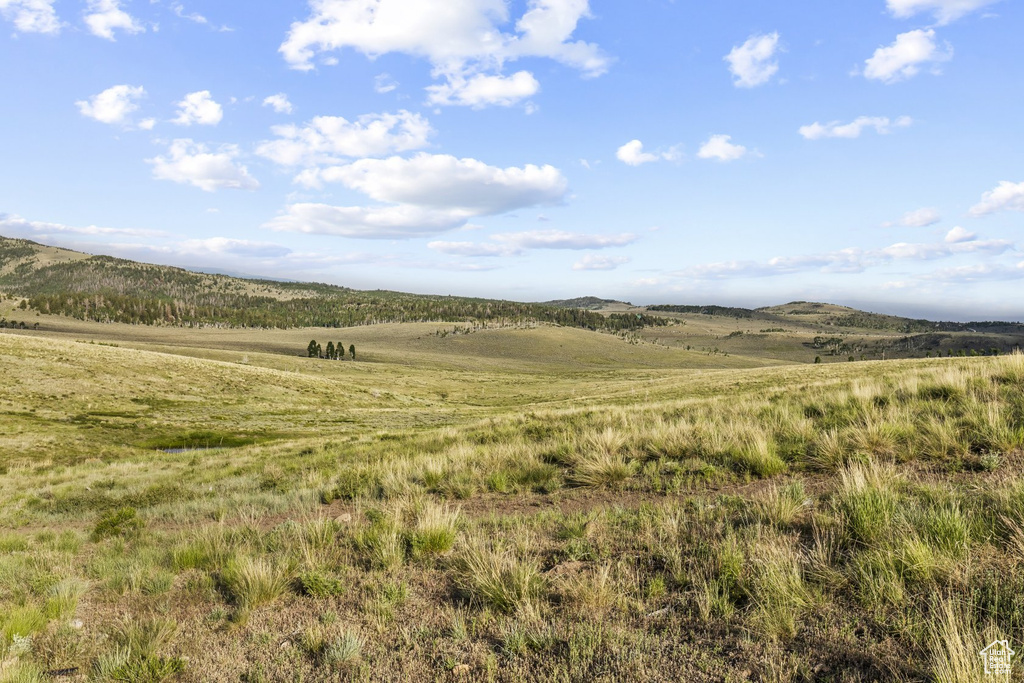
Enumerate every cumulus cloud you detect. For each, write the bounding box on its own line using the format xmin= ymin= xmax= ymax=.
xmin=572 ymin=254 xmax=630 ymax=271
xmin=262 ymin=93 xmax=294 ymax=115
xmin=267 ymin=154 xmax=569 ymax=239
xmin=697 ymin=135 xmax=747 ymax=162
xmin=863 ymin=29 xmax=952 ymax=84
xmin=799 ymin=116 xmax=912 ymax=140
xmin=279 ymin=0 xmax=609 ymax=108
xmin=257 ymin=111 xmax=432 ymax=167
xmin=615 ymin=140 xmax=680 ymax=166
xmin=945 ymin=226 xmax=976 ymax=243
xmin=83 ymin=0 xmax=144 ymax=40
xmin=672 ymin=234 xmax=1013 ymax=280
xmin=0 ymin=213 xmax=166 ymax=239
xmin=76 ymin=85 xmax=145 ymax=125
xmin=314 ymin=153 xmax=567 ymax=214
xmin=725 ymin=32 xmax=781 ymax=88
xmin=883 ymin=207 xmax=942 ymax=228
xmin=886 ymin=0 xmax=1000 ymax=24
xmin=0 ymin=0 xmax=60 ymax=34
xmin=173 ymin=91 xmax=223 ymax=126
xmin=426 ymin=71 xmax=539 ymax=108
xmin=148 ymin=139 xmax=260 ymax=192
xmin=969 ymin=180 xmax=1024 ymax=216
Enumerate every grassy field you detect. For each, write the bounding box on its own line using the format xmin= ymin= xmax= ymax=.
xmin=2 ymin=322 xmax=1024 ymax=682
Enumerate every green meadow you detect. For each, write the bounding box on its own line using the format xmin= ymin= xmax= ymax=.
xmin=2 ymin=318 xmax=1024 ymax=682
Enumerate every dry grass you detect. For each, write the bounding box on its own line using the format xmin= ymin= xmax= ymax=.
xmin=1 ymin=331 xmax=1022 ymax=680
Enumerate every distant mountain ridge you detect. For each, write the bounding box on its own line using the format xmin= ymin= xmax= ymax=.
xmin=650 ymin=301 xmax=1024 ymax=334
xmin=2 ymin=234 xmax=1020 ymax=334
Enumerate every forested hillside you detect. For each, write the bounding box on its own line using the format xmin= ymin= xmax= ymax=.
xmin=0 ymin=236 xmax=667 ymax=332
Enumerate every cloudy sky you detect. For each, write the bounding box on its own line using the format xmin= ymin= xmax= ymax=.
xmin=0 ymin=0 xmax=1021 ymax=319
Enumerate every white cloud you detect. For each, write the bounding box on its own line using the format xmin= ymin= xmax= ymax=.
xmin=572 ymin=254 xmax=630 ymax=271
xmin=0 ymin=0 xmax=60 ymax=34
xmin=883 ymin=207 xmax=942 ymax=228
xmin=76 ymin=84 xmax=145 ymax=125
xmin=262 ymin=93 xmax=294 ymax=115
xmin=799 ymin=116 xmax=912 ymax=140
xmin=0 ymin=213 xmax=166 ymax=238
xmin=178 ymin=237 xmax=291 ymax=258
xmin=264 ymin=203 xmax=471 ymax=239
xmin=697 ymin=134 xmax=747 ymax=162
xmin=492 ymin=229 xmax=635 ymax=250
xmin=921 ymin=261 xmax=1024 ymax=283
xmin=863 ymin=29 xmax=953 ymax=84
xmin=672 ymin=234 xmax=1013 ymax=280
xmin=279 ymin=0 xmax=609 ymax=108
xmin=83 ymin=0 xmax=144 ymax=40
xmin=725 ymin=32 xmax=781 ymax=88
xmin=886 ymin=0 xmax=1000 ymax=25
xmin=374 ymin=73 xmax=398 ymax=94
xmin=945 ymin=226 xmax=976 ymax=243
xmin=173 ymin=91 xmax=223 ymax=126
xmin=429 ymin=230 xmax=636 ymax=257
xmin=969 ymin=180 xmax=1024 ymax=216
xmin=148 ymin=139 xmax=260 ymax=192
xmin=426 ymin=70 xmax=540 ymax=108
xmin=428 ymin=241 xmax=515 ymax=257
xmin=316 ymin=153 xmax=568 ymax=214
xmin=615 ymin=139 xmax=677 ymax=167
xmin=138 ymin=118 xmax=156 ymax=130
xmin=256 ymin=111 xmax=433 ymax=167
xmin=170 ymin=2 xmax=206 ymax=24
xmin=267 ymin=154 xmax=569 ymax=239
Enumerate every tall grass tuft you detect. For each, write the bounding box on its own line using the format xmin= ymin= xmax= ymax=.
xmin=453 ymin=542 xmax=546 ymax=614
xmin=570 ymin=428 xmax=634 ymax=488
xmin=222 ymin=556 xmax=294 ymax=611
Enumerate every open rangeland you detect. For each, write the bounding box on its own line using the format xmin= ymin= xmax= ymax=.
xmin=2 ymin=325 xmax=1023 ymax=682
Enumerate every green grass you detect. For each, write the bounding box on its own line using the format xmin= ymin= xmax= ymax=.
xmin=2 ymin=330 xmax=1023 ymax=680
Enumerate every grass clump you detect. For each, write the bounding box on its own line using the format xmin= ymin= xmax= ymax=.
xmin=409 ymin=502 xmax=459 ymax=559
xmin=92 ymin=507 xmax=144 ymax=542
xmin=453 ymin=543 xmax=546 ymax=614
xmin=222 ymin=556 xmax=294 ymax=611
xmin=297 ymin=570 xmax=346 ymax=598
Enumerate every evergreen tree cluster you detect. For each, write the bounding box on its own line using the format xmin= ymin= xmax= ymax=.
xmin=307 ymin=340 xmax=354 ymax=360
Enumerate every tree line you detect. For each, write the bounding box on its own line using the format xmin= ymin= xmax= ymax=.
xmin=1 ymin=250 xmax=673 ymax=333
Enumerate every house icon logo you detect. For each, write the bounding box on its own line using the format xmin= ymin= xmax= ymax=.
xmin=980 ymin=640 xmax=1014 ymax=676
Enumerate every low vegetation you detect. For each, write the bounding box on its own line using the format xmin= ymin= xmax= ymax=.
xmin=1 ymin=323 xmax=1023 ymax=680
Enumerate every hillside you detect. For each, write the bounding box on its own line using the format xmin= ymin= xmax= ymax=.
xmin=0 ymin=236 xmax=660 ymax=334
xmin=3 ymin=234 xmax=1022 ymax=367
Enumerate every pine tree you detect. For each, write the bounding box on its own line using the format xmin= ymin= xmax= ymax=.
xmin=307 ymin=340 xmax=318 ymax=358
xmin=336 ymin=343 xmax=344 ymax=360
xmin=349 ymin=344 xmax=356 ymax=360
xmin=326 ymin=341 xmax=335 ymax=360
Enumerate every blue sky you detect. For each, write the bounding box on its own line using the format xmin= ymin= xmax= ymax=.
xmin=1 ymin=0 xmax=1022 ymax=319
